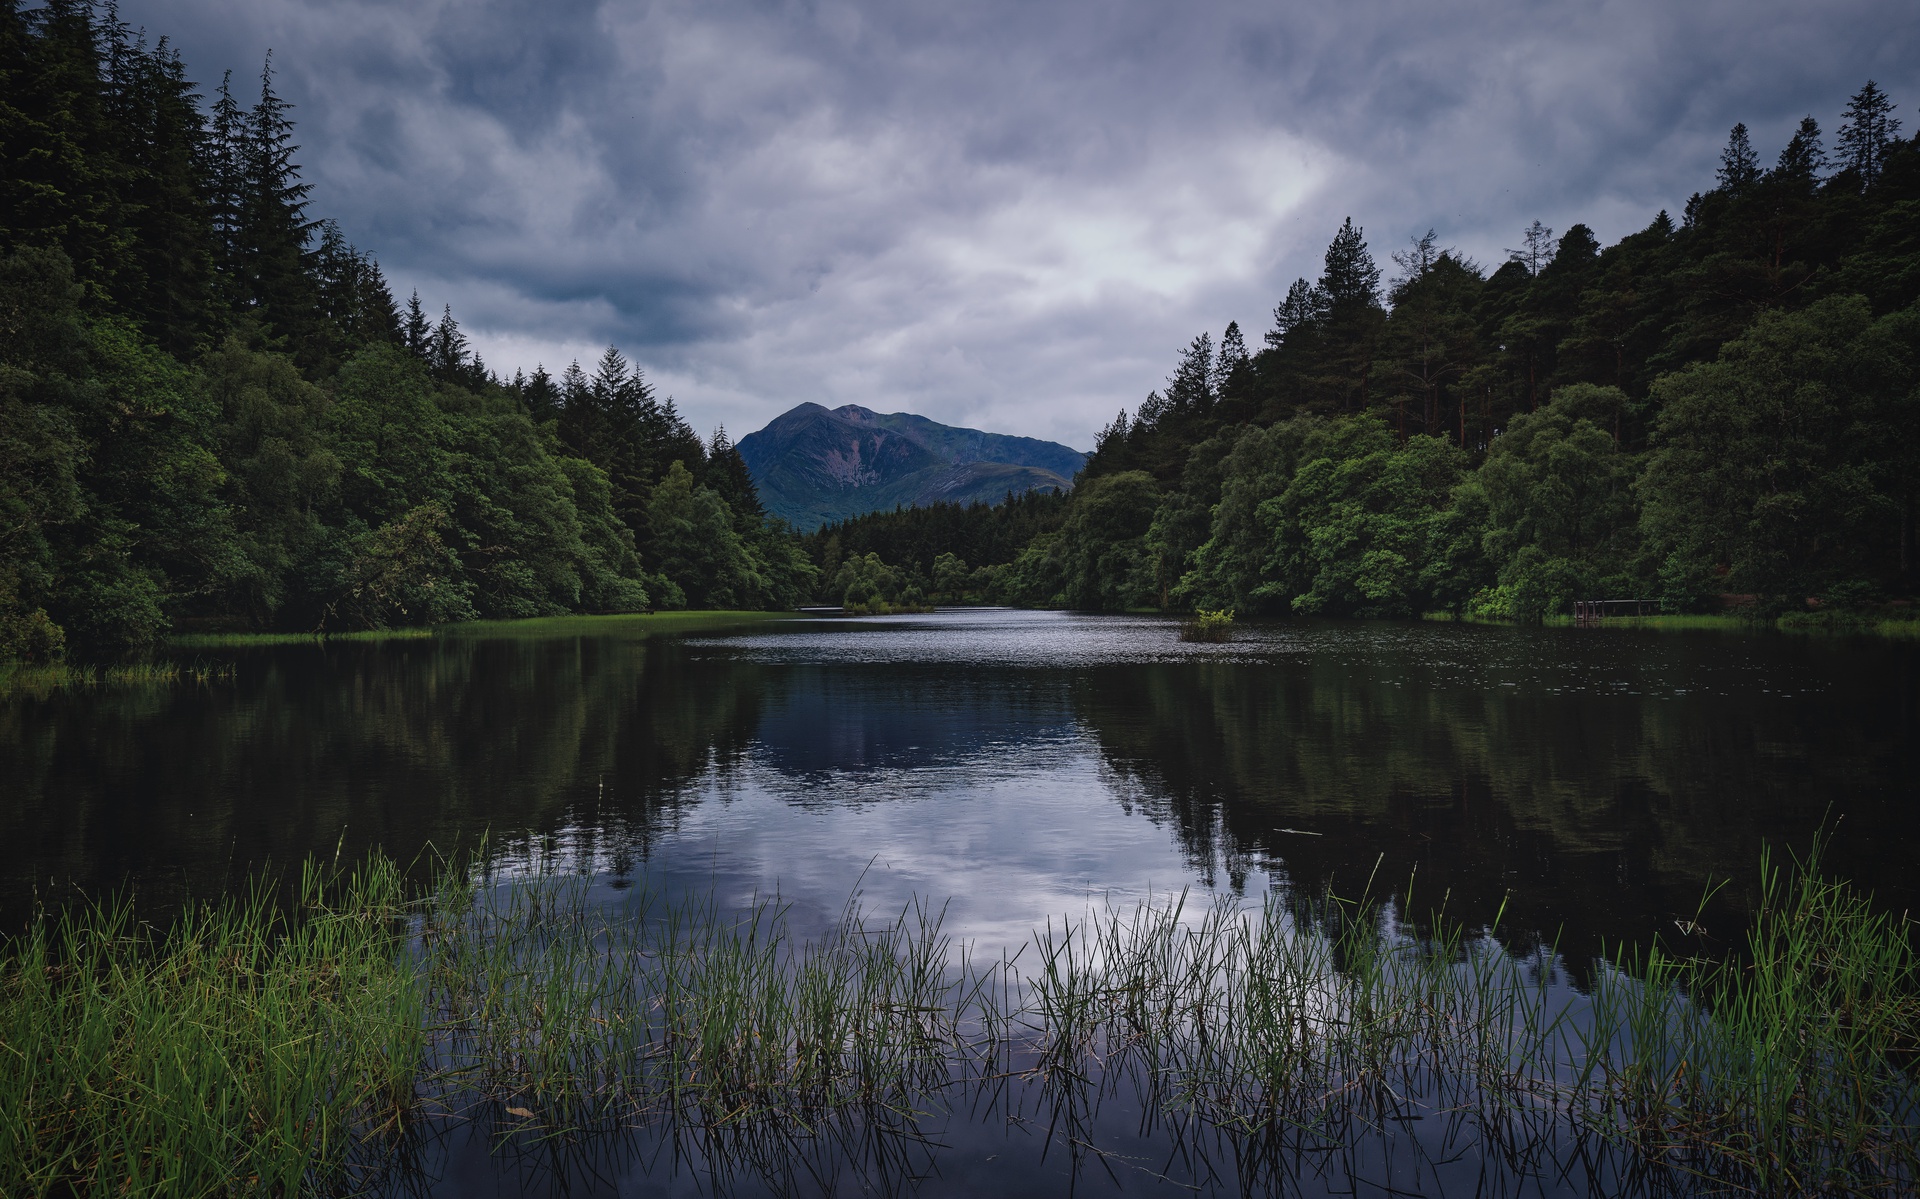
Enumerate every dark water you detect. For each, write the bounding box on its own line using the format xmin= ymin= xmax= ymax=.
xmin=5 ymin=609 xmax=1914 ymax=953
xmin=4 ymin=609 xmax=1917 ymax=1195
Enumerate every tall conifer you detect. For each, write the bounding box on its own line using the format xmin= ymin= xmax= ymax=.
xmin=1837 ymin=80 xmax=1901 ymax=184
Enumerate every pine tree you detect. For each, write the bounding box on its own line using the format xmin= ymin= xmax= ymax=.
xmin=313 ymin=220 xmax=398 ymax=353
xmin=1506 ymin=220 xmax=1554 ymax=276
xmin=1266 ymin=277 xmax=1326 ymax=348
xmin=1837 ymin=80 xmax=1901 ymax=184
xmin=1716 ymin=122 xmax=1759 ymax=189
xmin=1216 ymin=321 xmax=1249 ymax=394
xmin=429 ymin=304 xmax=469 ymax=380
xmin=521 ymin=364 xmax=560 ymax=423
xmin=1320 ymin=217 xmax=1382 ymax=311
xmin=1316 ymin=218 xmax=1386 ymax=411
xmin=705 ymin=426 xmax=765 ymax=521
xmin=403 ymin=290 xmax=431 ymax=357
xmin=1164 ymin=331 xmax=1213 ymax=413
xmin=1390 ymin=229 xmax=1443 ymax=293
xmin=1775 ymin=116 xmax=1827 ymax=178
xmin=205 ymin=70 xmax=244 ymax=273
xmin=233 ymin=53 xmax=319 ymax=346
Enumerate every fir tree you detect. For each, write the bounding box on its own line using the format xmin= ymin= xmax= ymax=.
xmin=1837 ymin=80 xmax=1901 ymax=184
xmin=1776 ymin=116 xmax=1827 ymax=178
xmin=1217 ymin=321 xmax=1250 ymax=393
xmin=233 ymin=53 xmax=319 ymax=346
xmin=429 ymin=304 xmax=469 ymax=380
xmin=1164 ymin=331 xmax=1214 ymax=413
xmin=1320 ymin=217 xmax=1382 ymax=311
xmin=521 ymin=364 xmax=560 ymax=423
xmin=1716 ymin=122 xmax=1759 ymax=189
xmin=1267 ymin=277 xmax=1325 ymax=348
xmin=403 ymin=290 xmax=430 ymax=357
xmin=705 ymin=426 xmax=765 ymax=521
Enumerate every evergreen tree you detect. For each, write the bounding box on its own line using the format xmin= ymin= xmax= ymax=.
xmin=1776 ymin=116 xmax=1828 ymax=179
xmin=1164 ymin=331 xmax=1214 ymax=413
xmin=1216 ymin=320 xmax=1250 ymax=404
xmin=1716 ymin=123 xmax=1760 ymax=189
xmin=520 ymin=364 xmax=560 ymax=423
xmin=313 ymin=220 xmax=398 ymax=355
xmin=705 ymin=426 xmax=765 ymax=521
xmin=232 ymin=53 xmax=319 ymax=348
xmin=1266 ymin=277 xmax=1325 ymax=348
xmin=1837 ymin=80 xmax=1901 ymax=184
xmin=428 ymin=304 xmax=469 ymax=381
xmin=402 ymin=290 xmax=430 ymax=357
xmin=1316 ymin=218 xmax=1386 ymax=410
xmin=205 ymin=69 xmax=244 ymax=273
xmin=1506 ymin=220 xmax=1554 ymax=275
xmin=1320 ymin=217 xmax=1382 ymax=310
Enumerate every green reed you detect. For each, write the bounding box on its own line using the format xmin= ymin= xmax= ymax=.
xmin=0 ymin=843 xmax=1912 ymax=1196
xmin=0 ymin=856 xmax=424 ymax=1198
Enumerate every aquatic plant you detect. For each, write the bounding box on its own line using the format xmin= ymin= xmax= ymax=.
xmin=0 ymin=844 xmax=1912 ymax=1195
xmin=1180 ymin=608 xmax=1235 ymax=642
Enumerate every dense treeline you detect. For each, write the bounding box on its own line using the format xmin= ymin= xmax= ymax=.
xmin=801 ymin=489 xmax=1069 ymax=604
xmin=0 ymin=2 xmax=809 ymax=660
xmin=998 ymin=86 xmax=1920 ymax=618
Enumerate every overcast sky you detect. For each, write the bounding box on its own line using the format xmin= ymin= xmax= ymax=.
xmin=119 ymin=0 xmax=1918 ymax=449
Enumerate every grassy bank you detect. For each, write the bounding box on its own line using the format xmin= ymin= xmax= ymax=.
xmin=166 ymin=609 xmax=798 ymax=650
xmin=1426 ymin=610 xmax=1920 ymax=636
xmin=2 ymin=848 xmax=1913 ymax=1195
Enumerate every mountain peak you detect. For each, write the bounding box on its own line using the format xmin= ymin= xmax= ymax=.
xmin=736 ymin=404 xmax=1084 ymax=531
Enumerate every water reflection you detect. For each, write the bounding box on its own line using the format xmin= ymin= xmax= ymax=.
xmin=1 ymin=610 xmax=1914 ymax=960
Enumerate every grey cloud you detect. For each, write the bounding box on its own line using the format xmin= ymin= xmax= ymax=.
xmin=121 ymin=0 xmax=1920 ymax=447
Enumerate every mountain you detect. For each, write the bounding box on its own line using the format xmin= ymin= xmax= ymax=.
xmin=736 ymin=404 xmax=1085 ymax=530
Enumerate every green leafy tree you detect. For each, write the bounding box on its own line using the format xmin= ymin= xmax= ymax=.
xmin=1477 ymin=384 xmax=1643 ymax=619
xmin=1052 ymin=470 xmax=1160 ymax=610
xmin=647 ymin=460 xmax=763 ymax=609
xmin=1639 ymin=296 xmax=1910 ymax=608
xmin=1263 ymin=418 xmax=1467 ymax=617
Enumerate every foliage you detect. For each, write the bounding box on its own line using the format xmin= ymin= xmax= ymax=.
xmin=1179 ymin=608 xmax=1234 ymax=642
xmin=0 ymin=10 xmax=804 ymax=659
xmin=2 ymin=846 xmax=1913 ymax=1195
xmin=1013 ymin=87 xmax=1920 ymax=618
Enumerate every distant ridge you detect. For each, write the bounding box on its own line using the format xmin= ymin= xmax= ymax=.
xmin=736 ymin=404 xmax=1084 ymax=531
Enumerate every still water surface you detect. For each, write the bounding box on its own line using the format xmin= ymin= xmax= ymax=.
xmin=6 ymin=608 xmax=1913 ymax=952
xmin=3 ymin=609 xmax=1916 ymax=1194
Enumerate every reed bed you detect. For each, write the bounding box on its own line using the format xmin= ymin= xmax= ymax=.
xmin=0 ymin=846 xmax=1912 ymax=1196
xmin=0 ymin=659 xmax=234 ymax=698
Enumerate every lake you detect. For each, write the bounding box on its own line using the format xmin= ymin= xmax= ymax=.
xmin=4 ymin=608 xmax=1916 ymax=1194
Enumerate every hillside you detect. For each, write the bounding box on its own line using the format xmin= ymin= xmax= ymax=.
xmin=736 ymin=404 xmax=1084 ymax=530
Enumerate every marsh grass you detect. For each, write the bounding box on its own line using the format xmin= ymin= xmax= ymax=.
xmin=0 ymin=659 xmax=235 ymax=699
xmin=167 ymin=610 xmax=795 ymax=650
xmin=1 ymin=845 xmax=1913 ymax=1196
xmin=1179 ymin=608 xmax=1235 ymax=642
xmin=0 ymin=856 xmax=424 ymax=1197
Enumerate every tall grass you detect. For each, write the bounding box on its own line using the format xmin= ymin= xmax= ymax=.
xmin=1 ymin=844 xmax=1913 ymax=1195
xmin=0 ymin=857 xmax=423 ymax=1197
xmin=0 ymin=659 xmax=234 ymax=699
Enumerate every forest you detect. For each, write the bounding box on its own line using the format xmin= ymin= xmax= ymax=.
xmin=1 ymin=1 xmax=812 ymax=660
xmin=978 ymin=95 xmax=1920 ymax=621
xmin=5 ymin=0 xmax=1918 ymax=663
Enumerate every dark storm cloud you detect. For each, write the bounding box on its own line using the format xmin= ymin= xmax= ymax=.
xmin=117 ymin=0 xmax=1920 ymax=445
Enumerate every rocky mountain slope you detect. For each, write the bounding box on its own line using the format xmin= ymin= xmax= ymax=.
xmin=736 ymin=404 xmax=1084 ymax=530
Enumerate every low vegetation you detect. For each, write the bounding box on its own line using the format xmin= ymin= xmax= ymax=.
xmin=1180 ymin=607 xmax=1235 ymax=642
xmin=2 ymin=845 xmax=1912 ymax=1195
